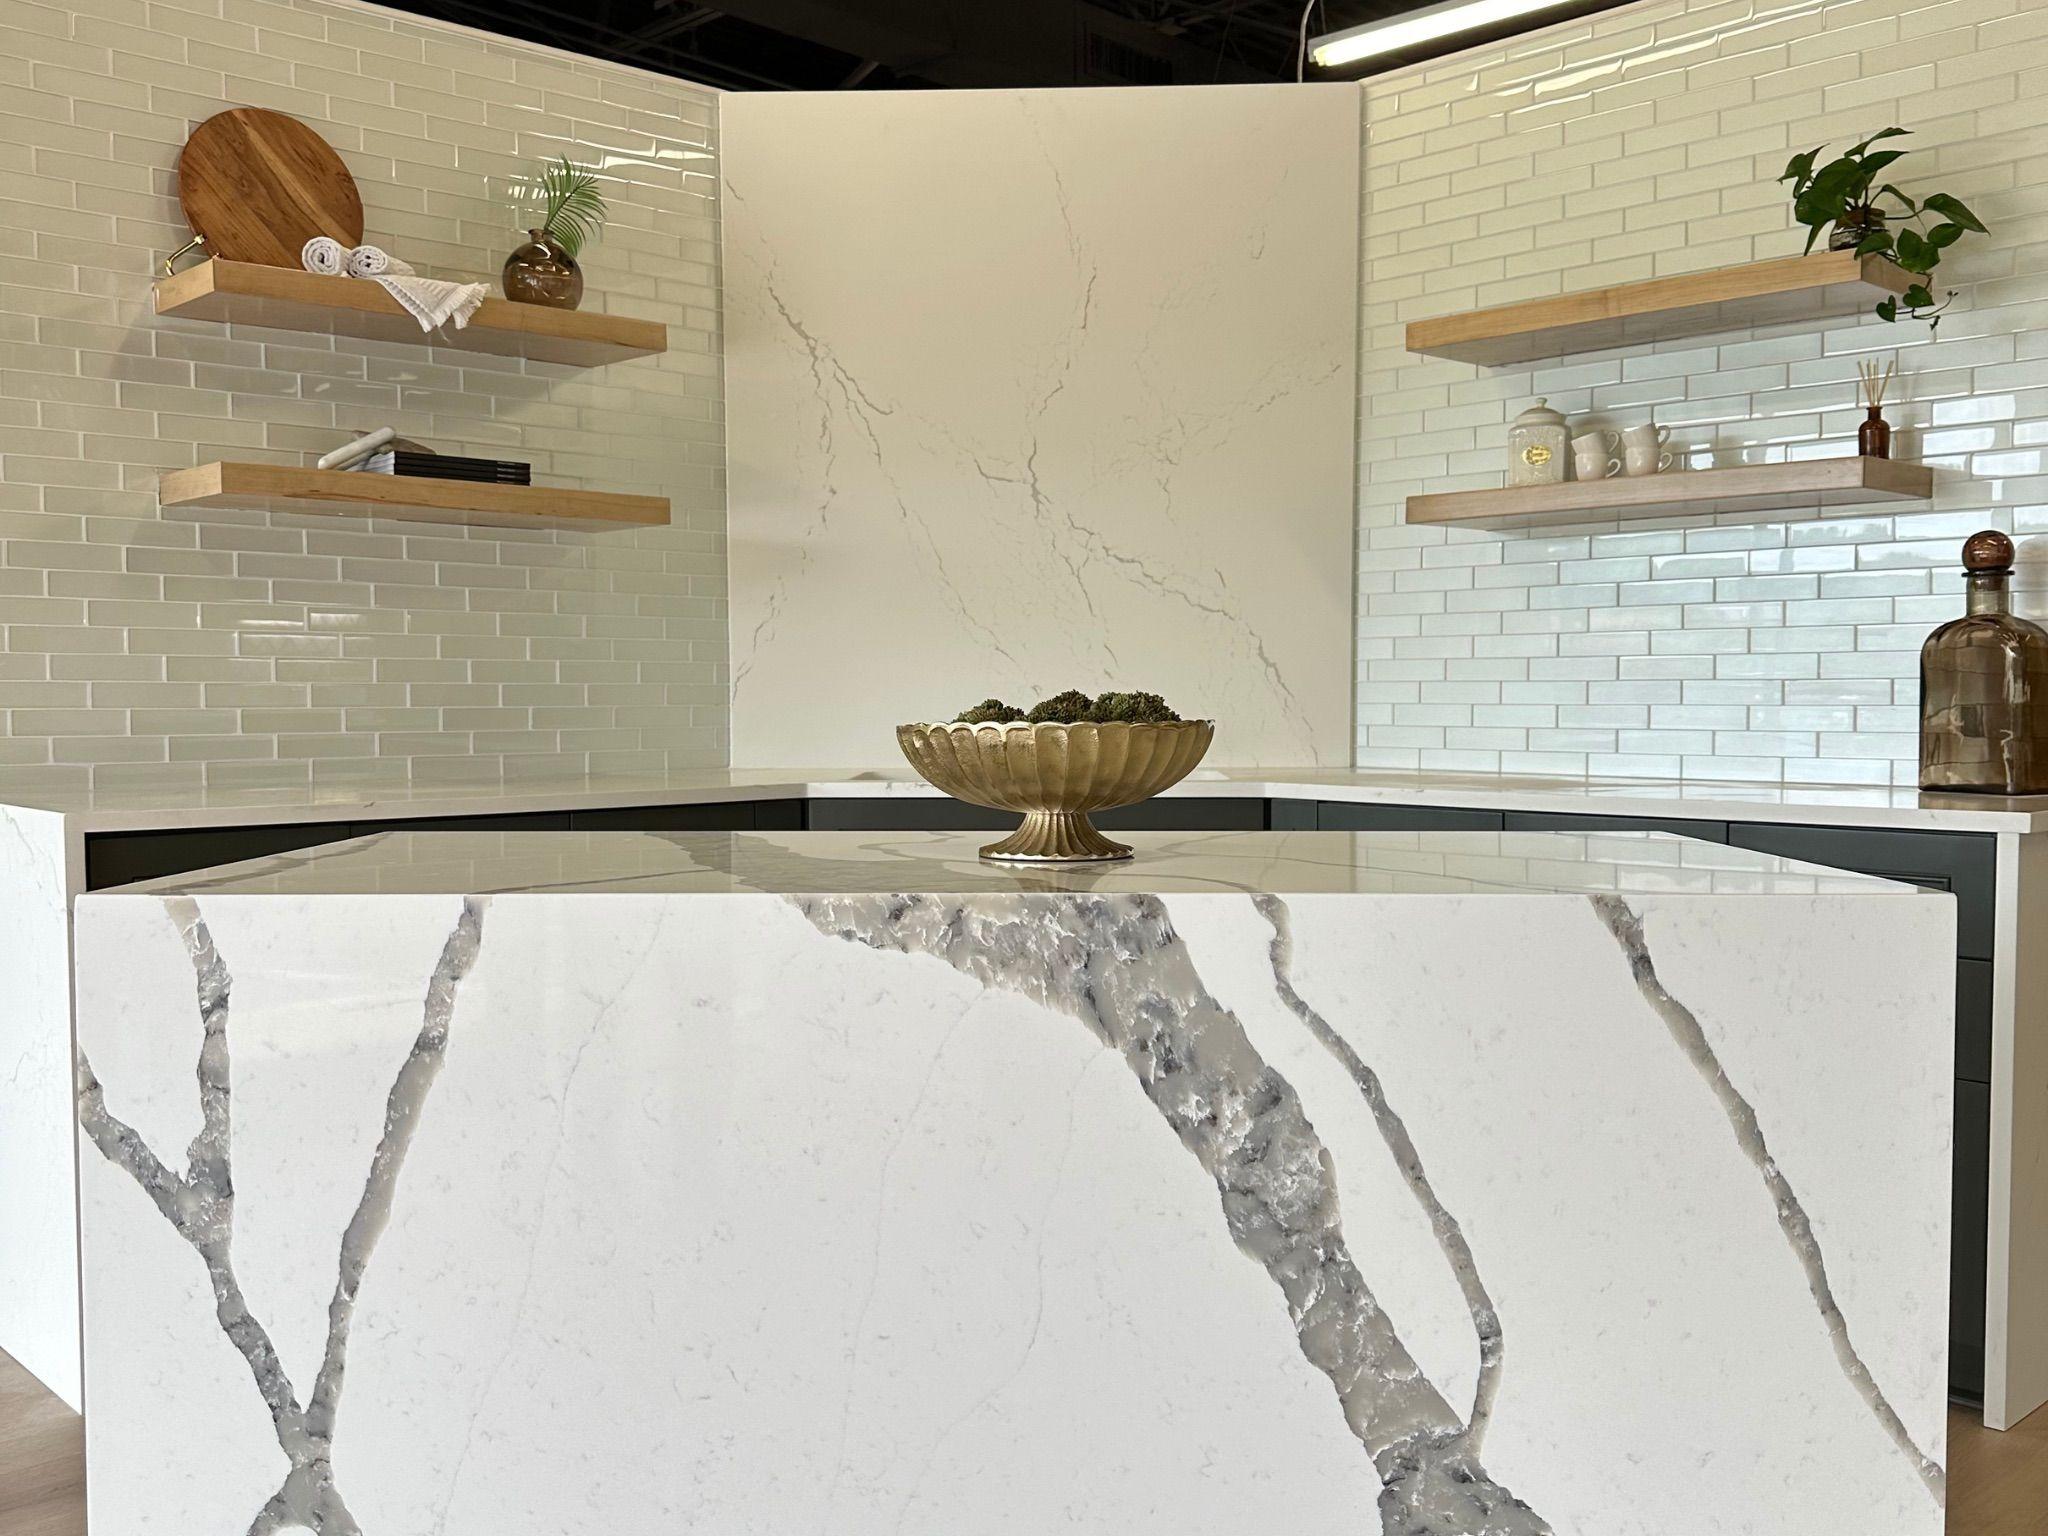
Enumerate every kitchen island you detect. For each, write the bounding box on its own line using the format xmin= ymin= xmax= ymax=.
xmin=70 ymin=827 xmax=1952 ymax=1534
xmin=7 ymin=767 xmax=2043 ymax=1434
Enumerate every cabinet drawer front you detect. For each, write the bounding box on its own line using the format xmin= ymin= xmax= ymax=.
xmin=569 ymin=803 xmax=760 ymax=832
xmin=1727 ymin=823 xmax=1993 ymax=959
xmin=86 ymin=823 xmax=346 ymax=890
xmin=1317 ymin=802 xmax=1503 ymax=832
xmin=352 ymin=812 xmax=571 ymax=835
xmin=1093 ymin=799 xmax=1263 ymax=831
xmin=807 ymin=798 xmax=1010 ymax=831
xmin=1503 ymin=810 xmax=1729 ymax=841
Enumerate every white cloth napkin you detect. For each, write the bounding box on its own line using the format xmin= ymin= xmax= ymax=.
xmin=299 ymin=238 xmax=489 ymax=334
xmin=372 ymin=272 xmax=488 ymax=332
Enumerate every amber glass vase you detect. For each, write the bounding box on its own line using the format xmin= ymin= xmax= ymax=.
xmin=501 ymin=229 xmax=583 ymax=310
xmin=1920 ymin=530 xmax=2048 ymax=794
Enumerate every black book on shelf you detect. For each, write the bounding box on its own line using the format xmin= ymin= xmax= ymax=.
xmin=352 ymin=451 xmax=532 ymax=484
xmin=395 ymin=469 xmax=532 ymax=484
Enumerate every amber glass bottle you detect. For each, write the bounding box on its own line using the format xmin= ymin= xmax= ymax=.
xmin=1920 ymin=531 xmax=2048 ymax=794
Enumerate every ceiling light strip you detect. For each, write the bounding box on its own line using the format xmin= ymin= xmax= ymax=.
xmin=1310 ymin=0 xmax=1592 ymax=68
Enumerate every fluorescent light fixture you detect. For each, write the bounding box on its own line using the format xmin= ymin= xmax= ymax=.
xmin=1310 ymin=0 xmax=1589 ymax=68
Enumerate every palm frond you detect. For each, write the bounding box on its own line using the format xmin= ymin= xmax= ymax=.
xmin=511 ymin=156 xmax=608 ymax=260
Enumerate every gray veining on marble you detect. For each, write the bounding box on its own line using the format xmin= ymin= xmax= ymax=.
xmin=70 ymin=868 xmax=1955 ymax=1532
xmin=1589 ymin=894 xmax=1946 ymax=1504
xmin=791 ymin=889 xmax=1550 ymax=1534
xmin=77 ymin=896 xmax=488 ymax=1533
xmin=721 ymin=86 xmax=1360 ymax=767
xmin=1254 ymin=894 xmax=1506 ymax=1450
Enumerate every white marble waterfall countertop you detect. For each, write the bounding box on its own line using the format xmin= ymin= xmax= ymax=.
xmin=71 ymin=826 xmax=1956 ymax=1535
xmin=2 ymin=764 xmax=2045 ymax=833
xmin=112 ymin=828 xmax=1930 ymax=899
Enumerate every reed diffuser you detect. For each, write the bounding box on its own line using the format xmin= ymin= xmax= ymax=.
xmin=1858 ymin=357 xmax=1897 ymax=459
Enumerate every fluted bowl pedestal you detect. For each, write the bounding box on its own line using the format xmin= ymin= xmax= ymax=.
xmin=895 ymin=719 xmax=1216 ymax=864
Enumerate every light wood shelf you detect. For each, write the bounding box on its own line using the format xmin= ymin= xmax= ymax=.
xmin=153 ymin=259 xmax=667 ymax=365
xmin=1406 ymin=252 xmax=1915 ymax=365
xmin=159 ymin=462 xmax=670 ymax=529
xmin=1405 ymin=456 xmax=1934 ymax=530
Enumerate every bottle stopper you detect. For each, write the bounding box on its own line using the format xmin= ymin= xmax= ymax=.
xmin=1962 ymin=530 xmax=2014 ymax=573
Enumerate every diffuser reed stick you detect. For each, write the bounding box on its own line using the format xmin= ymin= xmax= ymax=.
xmin=1858 ymin=356 xmax=1897 ymax=459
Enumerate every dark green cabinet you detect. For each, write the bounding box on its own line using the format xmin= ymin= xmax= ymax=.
xmin=567 ymin=803 xmax=771 ymax=832
xmin=1953 ymin=1080 xmax=1991 ymax=1400
xmin=1504 ymin=809 xmax=1729 ymax=841
xmin=1316 ymin=802 xmax=1504 ymax=832
xmin=803 ymin=797 xmax=1267 ymax=832
xmin=1728 ymin=822 xmax=1994 ymax=959
xmin=84 ymin=822 xmax=346 ymax=890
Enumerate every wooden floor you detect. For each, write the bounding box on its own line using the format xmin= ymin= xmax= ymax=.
xmin=1946 ymin=1401 xmax=2048 ymax=1535
xmin=0 ymin=1351 xmax=83 ymax=1536
xmin=0 ymin=1348 xmax=2040 ymax=1532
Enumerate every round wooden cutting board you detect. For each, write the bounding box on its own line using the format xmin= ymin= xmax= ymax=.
xmin=176 ymin=108 xmax=364 ymax=268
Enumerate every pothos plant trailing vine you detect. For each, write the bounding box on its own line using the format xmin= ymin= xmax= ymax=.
xmin=1780 ymin=128 xmax=1987 ymax=331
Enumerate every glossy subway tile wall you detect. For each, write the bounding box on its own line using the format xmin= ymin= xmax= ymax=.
xmin=1357 ymin=0 xmax=2048 ymax=786
xmin=0 ymin=0 xmax=725 ymax=794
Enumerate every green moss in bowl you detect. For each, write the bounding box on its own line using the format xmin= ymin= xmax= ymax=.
xmin=951 ymin=689 xmax=1183 ymax=726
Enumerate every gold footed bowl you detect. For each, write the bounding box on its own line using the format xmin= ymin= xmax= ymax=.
xmin=896 ymin=719 xmax=1216 ymax=863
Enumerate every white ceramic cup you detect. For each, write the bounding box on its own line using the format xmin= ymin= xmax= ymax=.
xmin=1622 ymin=423 xmax=1673 ymax=476
xmin=1571 ymin=430 xmax=1622 ymax=480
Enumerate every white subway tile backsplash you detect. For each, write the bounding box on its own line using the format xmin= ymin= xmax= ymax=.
xmin=1359 ymin=0 xmax=2036 ymax=784
xmin=0 ymin=0 xmax=725 ymax=791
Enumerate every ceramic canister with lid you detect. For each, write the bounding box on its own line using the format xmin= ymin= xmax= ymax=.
xmin=1508 ymin=398 xmax=1570 ymax=487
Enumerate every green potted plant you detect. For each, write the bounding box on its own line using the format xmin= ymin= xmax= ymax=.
xmin=503 ymin=157 xmax=608 ymax=310
xmin=1780 ymin=128 xmax=1987 ymax=330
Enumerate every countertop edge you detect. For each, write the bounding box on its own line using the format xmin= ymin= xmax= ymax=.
xmin=3 ymin=770 xmax=2041 ymax=836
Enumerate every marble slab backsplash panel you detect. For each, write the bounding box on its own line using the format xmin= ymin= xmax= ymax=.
xmin=722 ymin=85 xmax=1360 ymax=768
xmin=0 ymin=0 xmax=727 ymax=794
xmin=1356 ymin=0 xmax=2048 ymax=786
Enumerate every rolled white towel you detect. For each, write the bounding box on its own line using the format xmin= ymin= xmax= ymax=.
xmin=303 ymin=239 xmax=482 ymax=333
xmin=301 ymin=236 xmax=346 ymax=276
xmin=344 ymin=244 xmax=416 ymax=280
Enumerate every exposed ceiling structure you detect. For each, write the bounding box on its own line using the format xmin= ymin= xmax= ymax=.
xmin=375 ymin=0 xmax=1428 ymax=91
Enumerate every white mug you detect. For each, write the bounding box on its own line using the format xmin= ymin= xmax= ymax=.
xmin=1574 ymin=448 xmax=1623 ymax=481
xmin=1622 ymin=423 xmax=1673 ymax=476
xmin=1571 ymin=430 xmax=1622 ymax=480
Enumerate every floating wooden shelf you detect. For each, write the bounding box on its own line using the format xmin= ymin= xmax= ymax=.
xmin=1405 ymin=457 xmax=1934 ymax=530
xmin=154 ymin=260 xmax=667 ymax=366
xmin=1406 ymin=252 xmax=1915 ymax=365
xmin=159 ymin=462 xmax=670 ymax=529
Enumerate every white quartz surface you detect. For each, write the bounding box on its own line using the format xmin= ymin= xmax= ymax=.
xmin=73 ymin=871 xmax=1954 ymax=1534
xmin=110 ymin=829 xmax=1927 ymax=899
xmin=0 ymin=805 xmax=79 ymax=1407
xmin=1 ymin=765 xmax=2042 ymax=834
xmin=722 ymin=85 xmax=1360 ymax=767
